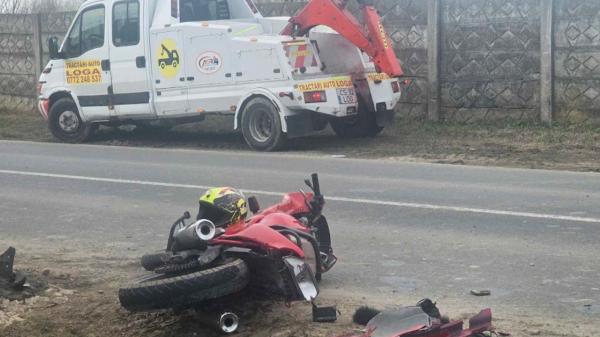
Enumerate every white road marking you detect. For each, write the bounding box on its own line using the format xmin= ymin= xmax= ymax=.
xmin=2 ymin=169 xmax=600 ymax=224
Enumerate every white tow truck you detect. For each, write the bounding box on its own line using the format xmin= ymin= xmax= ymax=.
xmin=38 ymin=0 xmax=405 ymax=151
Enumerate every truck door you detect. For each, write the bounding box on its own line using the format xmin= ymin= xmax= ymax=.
xmin=60 ymin=4 xmax=112 ymax=121
xmin=151 ymin=30 xmax=189 ymax=115
xmin=109 ymin=0 xmax=153 ymax=118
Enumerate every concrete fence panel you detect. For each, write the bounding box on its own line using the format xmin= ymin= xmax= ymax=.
xmin=2 ymin=0 xmax=600 ymax=124
xmin=554 ymin=0 xmax=600 ymax=123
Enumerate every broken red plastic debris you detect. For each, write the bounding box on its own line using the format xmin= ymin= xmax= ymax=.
xmin=338 ymin=301 xmax=494 ymax=337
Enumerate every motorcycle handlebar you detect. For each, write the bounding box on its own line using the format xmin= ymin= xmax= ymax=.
xmin=166 ymin=211 xmax=192 ymax=251
xmin=311 ymin=173 xmax=321 ymax=196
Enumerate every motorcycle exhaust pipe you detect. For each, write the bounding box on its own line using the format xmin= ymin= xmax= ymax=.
xmin=195 ymin=219 xmax=217 ymax=241
xmin=217 ymin=312 xmax=240 ymax=334
xmin=197 ymin=311 xmax=240 ymax=334
xmin=172 ymin=219 xmax=216 ymax=251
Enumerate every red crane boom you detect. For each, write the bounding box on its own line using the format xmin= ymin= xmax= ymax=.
xmin=281 ymin=0 xmax=404 ymax=78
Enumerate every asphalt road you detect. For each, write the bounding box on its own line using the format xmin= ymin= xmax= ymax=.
xmin=1 ymin=140 xmax=599 ymax=331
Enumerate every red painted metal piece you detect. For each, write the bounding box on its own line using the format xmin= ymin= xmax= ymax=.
xmin=281 ymin=0 xmax=403 ymax=77
xmin=215 ymin=219 xmax=305 ymax=258
xmin=258 ymin=192 xmax=313 ymax=217
xmin=335 ymin=309 xmax=493 ymax=337
xmin=212 ymin=192 xmax=315 ymax=258
xmin=38 ymin=99 xmax=49 ymax=120
xmin=459 ymin=308 xmax=493 ymax=337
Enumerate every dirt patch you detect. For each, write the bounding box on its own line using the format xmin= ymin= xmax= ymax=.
xmin=0 ymin=108 xmax=52 ymax=142
xmin=0 ymin=259 xmax=355 ymax=337
xmin=0 ymin=271 xmax=47 ymax=302
xmin=0 ymin=246 xmax=596 ymax=337
xmin=2 ymin=108 xmax=600 ymax=172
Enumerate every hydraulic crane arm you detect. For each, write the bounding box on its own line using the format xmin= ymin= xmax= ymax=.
xmin=281 ymin=0 xmax=404 ymax=77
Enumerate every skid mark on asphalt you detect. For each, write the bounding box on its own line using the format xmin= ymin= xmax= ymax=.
xmin=2 ymin=169 xmax=600 ymax=224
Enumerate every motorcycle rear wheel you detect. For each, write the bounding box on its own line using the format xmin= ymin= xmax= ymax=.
xmin=119 ymin=258 xmax=248 ymax=311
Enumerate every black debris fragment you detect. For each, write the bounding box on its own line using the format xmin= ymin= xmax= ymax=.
xmin=0 ymin=247 xmax=26 ymax=290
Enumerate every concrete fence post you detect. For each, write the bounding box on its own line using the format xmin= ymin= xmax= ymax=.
xmin=540 ymin=0 xmax=554 ymax=124
xmin=32 ymin=13 xmax=44 ymax=81
xmin=427 ymin=0 xmax=441 ymax=121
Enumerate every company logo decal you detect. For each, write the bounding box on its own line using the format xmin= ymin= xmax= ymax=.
xmin=367 ymin=72 xmax=391 ymax=82
xmin=297 ymin=76 xmax=353 ymax=92
xmin=157 ymin=38 xmax=180 ymax=78
xmin=197 ymin=51 xmax=222 ymax=74
xmin=378 ymin=23 xmax=389 ymax=49
xmin=65 ymin=60 xmax=102 ymax=85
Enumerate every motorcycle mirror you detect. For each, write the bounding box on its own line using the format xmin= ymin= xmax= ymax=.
xmin=247 ymin=196 xmax=260 ymax=214
xmin=304 ymin=179 xmax=313 ymax=190
xmin=183 ymin=211 xmax=191 ymax=219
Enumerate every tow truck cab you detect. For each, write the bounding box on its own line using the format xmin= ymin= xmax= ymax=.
xmin=39 ymin=0 xmax=402 ymax=151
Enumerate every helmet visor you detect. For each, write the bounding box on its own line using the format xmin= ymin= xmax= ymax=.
xmin=197 ymin=202 xmax=232 ymax=227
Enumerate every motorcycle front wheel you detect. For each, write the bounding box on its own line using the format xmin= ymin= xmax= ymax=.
xmin=119 ymin=258 xmax=248 ymax=312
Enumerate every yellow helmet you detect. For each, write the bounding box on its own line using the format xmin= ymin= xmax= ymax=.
xmin=198 ymin=187 xmax=248 ymax=227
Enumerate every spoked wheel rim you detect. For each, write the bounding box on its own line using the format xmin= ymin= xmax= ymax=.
xmin=249 ymin=108 xmax=274 ymax=143
xmin=58 ymin=110 xmax=80 ymax=133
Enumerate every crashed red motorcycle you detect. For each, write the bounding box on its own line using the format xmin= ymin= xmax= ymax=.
xmin=119 ymin=174 xmax=336 ymax=332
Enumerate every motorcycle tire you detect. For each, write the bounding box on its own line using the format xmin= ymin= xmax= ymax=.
xmin=140 ymin=251 xmax=172 ymax=271
xmin=119 ymin=258 xmax=248 ymax=312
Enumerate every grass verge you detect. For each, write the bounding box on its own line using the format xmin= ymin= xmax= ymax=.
xmin=1 ymin=108 xmax=599 ymax=172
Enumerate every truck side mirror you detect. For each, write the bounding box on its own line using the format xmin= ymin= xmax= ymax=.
xmin=48 ymin=37 xmax=60 ymax=60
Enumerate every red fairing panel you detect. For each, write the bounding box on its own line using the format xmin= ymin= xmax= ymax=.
xmin=255 ymin=213 xmax=308 ymax=231
xmin=259 ymin=192 xmax=313 ymax=217
xmin=216 ymin=213 xmax=307 ymax=257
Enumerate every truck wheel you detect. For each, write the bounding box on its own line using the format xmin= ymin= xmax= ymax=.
xmin=330 ymin=100 xmax=383 ymax=138
xmin=48 ymin=98 xmax=93 ymax=143
xmin=241 ymin=97 xmax=286 ymax=151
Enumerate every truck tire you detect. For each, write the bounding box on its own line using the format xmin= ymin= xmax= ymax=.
xmin=119 ymin=258 xmax=248 ymax=312
xmin=330 ymin=99 xmax=383 ymax=138
xmin=48 ymin=98 xmax=93 ymax=143
xmin=241 ymin=97 xmax=286 ymax=151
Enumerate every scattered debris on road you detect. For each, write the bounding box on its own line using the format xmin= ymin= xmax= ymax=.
xmin=312 ymin=302 xmax=338 ymax=322
xmin=0 ymin=247 xmax=26 ymax=291
xmin=340 ymin=299 xmax=494 ymax=337
xmin=470 ymin=289 xmax=492 ymax=296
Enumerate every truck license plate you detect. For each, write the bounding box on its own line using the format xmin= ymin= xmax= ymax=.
xmin=337 ymin=88 xmax=357 ymax=104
